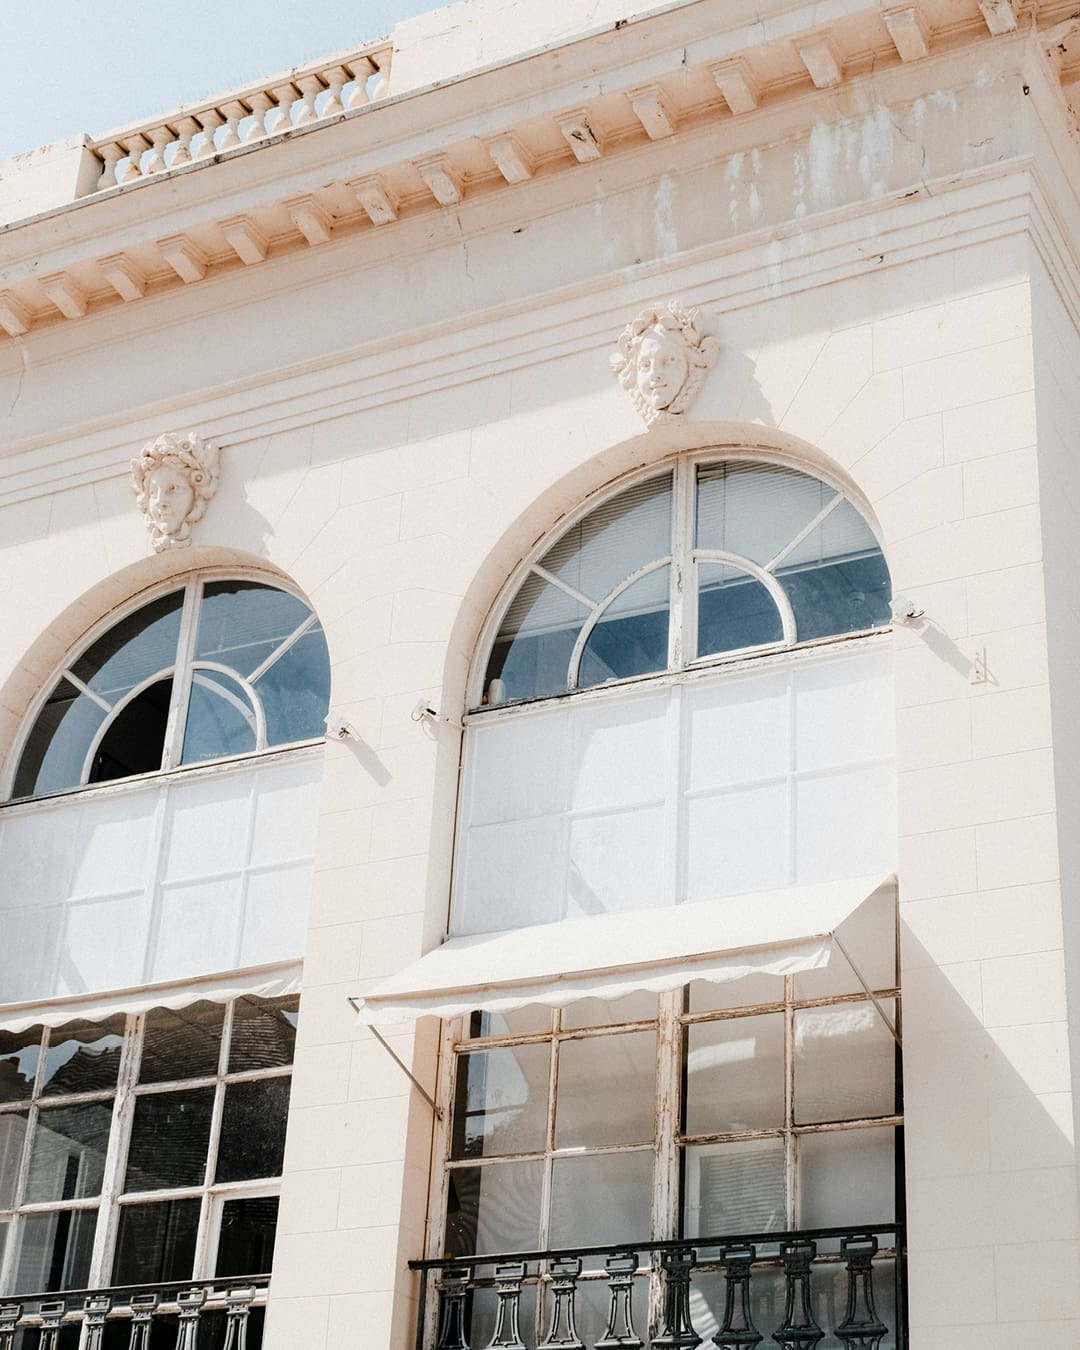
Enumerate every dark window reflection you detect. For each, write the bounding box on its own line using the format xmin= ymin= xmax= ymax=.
xmin=0 ymin=1030 xmax=41 ymax=1103
xmin=15 ymin=1209 xmax=96 ymax=1294
xmin=88 ymin=677 xmax=173 ymax=783
xmin=139 ymin=1003 xmax=224 ymax=1084
xmin=216 ymin=1080 xmax=291 ymax=1183
xmin=126 ymin=1089 xmax=215 ymax=1191
xmin=228 ymin=998 xmax=298 ymax=1073
xmin=113 ymin=1199 xmax=200 ymax=1285
xmin=215 ymin=1196 xmax=279 ymax=1277
xmin=41 ymin=1019 xmax=125 ymax=1095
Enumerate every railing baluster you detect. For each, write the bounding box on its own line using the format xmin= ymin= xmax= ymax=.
xmin=174 ymin=1288 xmax=207 ymax=1350
xmin=221 ymin=1286 xmax=255 ymax=1350
xmin=836 ymin=1236 xmax=887 ymax=1350
xmin=37 ymin=1300 xmax=66 ymax=1350
xmin=486 ymin=1262 xmax=527 ymax=1350
xmin=596 ymin=1252 xmax=642 ymax=1350
xmin=128 ymin=1291 xmax=159 ymax=1350
xmin=435 ymin=1265 xmax=472 ymax=1350
xmin=0 ymin=1304 xmax=21 ymax=1350
xmin=716 ymin=1245 xmax=762 ymax=1350
xmin=653 ymin=1248 xmax=702 ymax=1350
xmin=83 ymin=1295 xmax=112 ymax=1350
xmin=773 ymin=1241 xmax=824 ymax=1350
xmin=539 ymin=1257 xmax=584 ymax=1349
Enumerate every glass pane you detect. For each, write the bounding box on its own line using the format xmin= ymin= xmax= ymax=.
xmin=0 ymin=1112 xmax=28 ymax=1207
xmin=548 ymin=1152 xmax=653 ymax=1262
xmin=40 ymin=1019 xmax=125 ymax=1096
xmin=794 ymin=1003 xmax=897 ymax=1125
xmin=779 ymin=552 xmax=891 ymax=643
xmin=541 ymin=474 xmax=672 ymax=604
xmin=253 ymin=624 xmax=331 ymax=747
xmin=466 ymin=1007 xmax=553 ymax=1038
xmin=181 ymin=670 xmax=257 ymax=764
xmin=696 ymin=564 xmax=784 ymax=657
xmin=685 ymin=1015 xmax=784 ymax=1135
xmin=25 ymin=1103 xmax=113 ymax=1202
xmin=125 ymin=1088 xmax=214 ymax=1191
xmin=444 ymin=1160 xmax=544 ymax=1258
xmin=0 ymin=1030 xmax=41 ymax=1103
xmin=228 ymin=996 xmax=299 ymax=1072
xmin=195 ymin=582 xmax=313 ymax=678
xmin=12 ymin=680 xmax=107 ymax=798
xmin=554 ymin=1032 xmax=656 ymax=1148
xmin=14 ymin=1209 xmax=96 ymax=1294
xmin=578 ymin=565 xmax=670 ymax=689
xmin=451 ymin=1045 xmax=550 ymax=1159
xmin=684 ymin=1139 xmax=786 ymax=1238
xmin=466 ymin=1284 xmax=539 ymax=1350
xmin=689 ymin=974 xmax=784 ymax=1013
xmin=71 ymin=591 xmax=184 ymax=703
xmin=798 ymin=1127 xmax=896 ymax=1230
xmin=113 ymin=1199 xmax=201 ymax=1284
xmin=561 ymin=991 xmax=657 ymax=1030
xmin=216 ymin=1079 xmax=291 ymax=1182
xmin=485 ymin=571 xmax=588 ymax=705
xmin=696 ymin=463 xmax=828 ymax=565
xmin=782 ymin=497 xmax=880 ymax=570
xmin=216 ymin=1196 xmax=280 ymax=1277
xmin=88 ymin=677 xmax=172 ymax=782
xmin=139 ymin=1002 xmax=224 ymax=1083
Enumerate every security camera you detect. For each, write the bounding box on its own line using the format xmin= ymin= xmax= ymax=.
xmin=324 ymin=708 xmax=359 ymax=741
xmin=889 ymin=594 xmax=923 ymax=622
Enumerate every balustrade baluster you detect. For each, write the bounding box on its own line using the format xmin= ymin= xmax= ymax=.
xmin=128 ymin=1292 xmax=159 ymax=1350
xmin=773 ymin=1241 xmax=824 ymax=1350
xmin=653 ymin=1249 xmax=702 ymax=1350
xmin=120 ymin=134 xmax=149 ymax=181
xmin=96 ymin=143 xmax=124 ymax=190
xmin=0 ymin=1304 xmax=21 ymax=1350
xmin=219 ymin=102 xmax=246 ymax=151
xmin=435 ymin=1266 xmax=472 ymax=1350
xmin=37 ymin=1300 xmax=66 ymax=1350
xmin=835 ymin=1237 xmax=887 ymax=1350
xmin=195 ymin=110 xmax=223 ymax=159
xmin=174 ymin=1287 xmax=207 ymax=1350
xmin=595 ymin=1252 xmax=642 ymax=1350
xmin=322 ymin=67 xmax=348 ymax=117
xmin=485 ymin=1262 xmax=527 ymax=1350
xmin=222 ymin=1286 xmax=255 ymax=1350
xmin=539 ymin=1257 xmax=584 ymax=1350
xmin=83 ymin=1295 xmax=112 ymax=1350
xmin=270 ymin=85 xmax=298 ymax=136
xmin=295 ymin=76 xmax=324 ymax=126
xmin=171 ymin=117 xmax=200 ymax=166
xmin=245 ymin=93 xmax=272 ymax=141
xmin=146 ymin=127 xmax=172 ymax=174
xmin=715 ymin=1246 xmax=762 ymax=1350
xmin=346 ymin=58 xmax=376 ymax=108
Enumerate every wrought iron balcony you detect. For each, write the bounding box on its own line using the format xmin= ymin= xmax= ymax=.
xmin=0 ymin=1274 xmax=268 ymax=1350
xmin=410 ymin=1225 xmax=905 ymax=1350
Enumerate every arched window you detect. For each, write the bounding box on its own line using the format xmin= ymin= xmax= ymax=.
xmin=481 ymin=456 xmax=890 ymax=706
xmin=10 ymin=577 xmax=331 ymax=801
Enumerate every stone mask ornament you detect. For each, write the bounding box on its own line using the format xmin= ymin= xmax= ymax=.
xmin=611 ymin=300 xmax=720 ymax=425
xmin=131 ymin=431 xmax=221 ymax=552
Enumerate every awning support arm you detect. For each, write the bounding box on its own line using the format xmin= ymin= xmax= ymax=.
xmin=348 ymin=998 xmax=444 ymax=1119
xmin=831 ymin=933 xmax=902 ymax=1048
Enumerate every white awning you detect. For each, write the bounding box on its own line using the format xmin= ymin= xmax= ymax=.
xmin=0 ymin=961 xmax=302 ymax=1033
xmin=353 ymin=875 xmax=894 ymax=1026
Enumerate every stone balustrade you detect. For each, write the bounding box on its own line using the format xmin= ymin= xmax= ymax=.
xmin=87 ymin=37 xmax=393 ymax=194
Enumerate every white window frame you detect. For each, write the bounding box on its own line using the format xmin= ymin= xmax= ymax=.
xmin=467 ymin=447 xmax=887 ymax=711
xmin=3 ymin=569 xmax=327 ymax=804
xmin=0 ymin=994 xmax=297 ymax=1298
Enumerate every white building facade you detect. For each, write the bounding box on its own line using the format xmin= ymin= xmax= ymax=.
xmin=0 ymin=0 xmax=1078 ymax=1346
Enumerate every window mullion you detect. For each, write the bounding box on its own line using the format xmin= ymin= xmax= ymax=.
xmin=653 ymin=991 xmax=681 ymax=1245
xmin=87 ymin=1012 xmax=142 ymax=1287
xmin=161 ymin=579 xmax=202 ymax=771
xmin=669 ymin=457 xmax=695 ymax=672
xmin=784 ymin=978 xmax=797 ymax=1229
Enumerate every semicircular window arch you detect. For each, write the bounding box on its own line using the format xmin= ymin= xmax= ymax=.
xmin=480 ymin=455 xmax=891 ymax=707
xmin=11 ymin=577 xmax=331 ymax=800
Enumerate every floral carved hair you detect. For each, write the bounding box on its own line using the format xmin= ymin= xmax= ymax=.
xmin=611 ymin=301 xmax=720 ymax=424
xmin=131 ymin=431 xmax=221 ymax=551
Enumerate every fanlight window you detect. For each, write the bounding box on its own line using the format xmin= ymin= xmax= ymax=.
xmin=11 ymin=579 xmax=331 ymax=800
xmin=482 ymin=458 xmax=891 ymax=706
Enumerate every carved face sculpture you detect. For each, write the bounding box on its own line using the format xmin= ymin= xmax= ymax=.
xmin=634 ymin=328 xmax=690 ymax=412
xmin=146 ymin=464 xmax=196 ymax=537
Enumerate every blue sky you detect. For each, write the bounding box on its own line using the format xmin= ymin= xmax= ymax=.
xmin=0 ymin=1 xmax=444 ymax=164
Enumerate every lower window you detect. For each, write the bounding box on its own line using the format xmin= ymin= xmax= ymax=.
xmin=0 ymin=993 xmax=297 ymax=1300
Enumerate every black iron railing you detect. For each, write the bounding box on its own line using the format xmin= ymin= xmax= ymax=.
xmin=0 ymin=1274 xmax=269 ymax=1349
xmin=410 ymin=1225 xmax=905 ymax=1350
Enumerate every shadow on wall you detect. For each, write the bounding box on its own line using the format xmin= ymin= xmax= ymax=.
xmin=898 ymin=928 xmax=1078 ymax=1329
